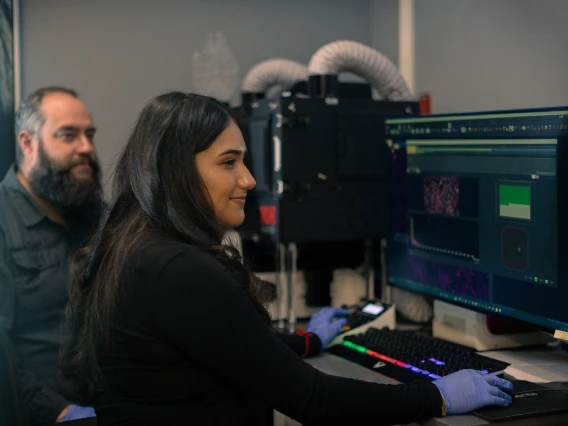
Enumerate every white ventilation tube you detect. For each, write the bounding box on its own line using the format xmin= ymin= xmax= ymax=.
xmin=392 ymin=288 xmax=433 ymax=324
xmin=307 ymin=40 xmax=414 ymax=101
xmin=241 ymin=59 xmax=308 ymax=96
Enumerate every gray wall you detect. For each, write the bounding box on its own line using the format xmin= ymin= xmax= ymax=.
xmin=415 ymin=0 xmax=568 ymax=113
xmin=21 ymin=0 xmax=372 ymax=187
xmin=20 ymin=0 xmax=568 ymax=181
xmin=370 ymin=0 xmax=399 ymax=68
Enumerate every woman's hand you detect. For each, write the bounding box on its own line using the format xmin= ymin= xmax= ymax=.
xmin=433 ymin=370 xmax=513 ymax=414
xmin=306 ymin=307 xmax=349 ymax=350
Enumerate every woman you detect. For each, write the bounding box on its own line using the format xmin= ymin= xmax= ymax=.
xmin=62 ymin=92 xmax=512 ymax=426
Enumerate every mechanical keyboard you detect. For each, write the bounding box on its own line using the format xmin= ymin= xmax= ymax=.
xmin=328 ymin=301 xmax=395 ymax=347
xmin=327 ymin=327 xmax=510 ymax=383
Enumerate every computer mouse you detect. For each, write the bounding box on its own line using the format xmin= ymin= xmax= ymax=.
xmin=501 ymin=380 xmax=566 ymax=400
xmin=473 ymin=379 xmax=568 ymax=422
xmin=504 ymin=380 xmax=540 ymax=397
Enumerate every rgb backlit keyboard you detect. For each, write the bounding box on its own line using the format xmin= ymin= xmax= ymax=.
xmin=327 ymin=328 xmax=510 ymax=383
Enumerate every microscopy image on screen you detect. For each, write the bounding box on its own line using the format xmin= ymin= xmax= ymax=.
xmin=424 ymin=175 xmax=459 ymax=215
xmin=405 ymin=256 xmax=490 ymax=301
xmin=407 ymin=175 xmax=479 ymax=218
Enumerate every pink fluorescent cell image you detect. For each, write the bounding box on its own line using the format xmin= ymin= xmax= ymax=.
xmin=424 ymin=176 xmax=460 ymax=216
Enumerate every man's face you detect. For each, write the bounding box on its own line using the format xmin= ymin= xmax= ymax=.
xmin=27 ymin=93 xmax=102 ymax=210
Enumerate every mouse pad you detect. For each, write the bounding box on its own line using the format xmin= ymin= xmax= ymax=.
xmin=473 ymin=380 xmax=568 ymax=422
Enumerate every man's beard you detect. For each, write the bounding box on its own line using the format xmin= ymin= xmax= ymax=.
xmin=28 ymin=140 xmax=102 ymax=211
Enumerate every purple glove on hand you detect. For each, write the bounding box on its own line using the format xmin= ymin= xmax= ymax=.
xmin=306 ymin=307 xmax=349 ymax=350
xmin=433 ymin=369 xmax=513 ymax=414
xmin=62 ymin=405 xmax=96 ymax=422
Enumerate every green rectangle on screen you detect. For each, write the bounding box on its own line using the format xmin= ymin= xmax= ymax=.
xmin=499 ymin=185 xmax=531 ymax=219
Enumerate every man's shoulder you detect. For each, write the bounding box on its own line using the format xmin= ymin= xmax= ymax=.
xmin=0 ymin=179 xmax=43 ymax=249
xmin=0 ymin=165 xmax=22 ymax=194
xmin=0 ymin=178 xmax=15 ymax=197
xmin=0 ymin=183 xmax=15 ymax=247
xmin=0 ymin=182 xmax=20 ymax=223
xmin=0 ymin=166 xmax=29 ymax=208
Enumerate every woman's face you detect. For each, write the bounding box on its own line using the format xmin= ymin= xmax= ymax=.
xmin=195 ymin=120 xmax=256 ymax=227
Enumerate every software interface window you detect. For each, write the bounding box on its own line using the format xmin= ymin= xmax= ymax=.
xmin=385 ymin=110 xmax=568 ymax=332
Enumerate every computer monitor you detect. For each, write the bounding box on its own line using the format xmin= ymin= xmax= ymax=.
xmin=385 ymin=107 xmax=568 ymax=333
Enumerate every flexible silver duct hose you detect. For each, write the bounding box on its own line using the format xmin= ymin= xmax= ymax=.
xmin=241 ymin=59 xmax=308 ymax=96
xmin=392 ymin=288 xmax=433 ymax=323
xmin=308 ymin=40 xmax=414 ymax=101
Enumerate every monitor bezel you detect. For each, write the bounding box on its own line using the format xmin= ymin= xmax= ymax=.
xmin=384 ymin=105 xmax=568 ymax=334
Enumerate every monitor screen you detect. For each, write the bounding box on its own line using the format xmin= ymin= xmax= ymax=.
xmin=385 ymin=107 xmax=568 ymax=332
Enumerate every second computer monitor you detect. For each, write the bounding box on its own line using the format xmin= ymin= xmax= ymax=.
xmin=385 ymin=107 xmax=568 ymax=333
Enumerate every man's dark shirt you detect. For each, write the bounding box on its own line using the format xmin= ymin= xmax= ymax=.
xmin=0 ymin=165 xmax=101 ymax=425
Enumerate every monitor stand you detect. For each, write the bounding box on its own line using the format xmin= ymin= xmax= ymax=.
xmin=432 ymin=300 xmax=555 ymax=351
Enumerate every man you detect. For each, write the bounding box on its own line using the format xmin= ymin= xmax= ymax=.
xmin=0 ymin=87 xmax=103 ymax=425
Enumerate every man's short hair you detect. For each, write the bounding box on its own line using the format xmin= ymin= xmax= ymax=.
xmin=15 ymin=87 xmax=79 ymax=165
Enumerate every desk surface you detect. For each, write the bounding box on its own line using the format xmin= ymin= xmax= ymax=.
xmin=306 ymin=349 xmax=568 ymax=426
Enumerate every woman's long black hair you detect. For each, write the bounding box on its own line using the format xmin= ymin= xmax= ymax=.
xmin=62 ymin=92 xmax=272 ymax=401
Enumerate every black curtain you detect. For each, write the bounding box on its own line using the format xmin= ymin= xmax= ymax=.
xmin=0 ymin=0 xmax=15 ymax=178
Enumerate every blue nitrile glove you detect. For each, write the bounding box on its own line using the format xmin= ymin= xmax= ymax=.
xmin=62 ymin=405 xmax=96 ymax=422
xmin=433 ymin=369 xmax=513 ymax=414
xmin=306 ymin=307 xmax=349 ymax=350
